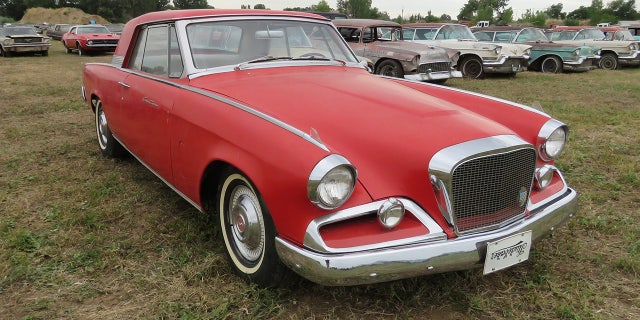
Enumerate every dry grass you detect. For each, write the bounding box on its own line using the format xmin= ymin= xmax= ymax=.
xmin=1 ymin=41 xmax=639 ymax=319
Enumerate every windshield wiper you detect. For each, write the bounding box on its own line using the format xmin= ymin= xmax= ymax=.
xmin=234 ymin=56 xmax=292 ymax=70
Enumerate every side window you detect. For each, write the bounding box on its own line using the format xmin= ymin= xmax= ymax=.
xmin=474 ymin=32 xmax=493 ymax=41
xmin=128 ymin=25 xmax=182 ymax=78
xmin=141 ymin=27 xmax=168 ymax=76
xmin=403 ymin=29 xmax=415 ymax=40
xmin=169 ymin=25 xmax=183 ymax=78
xmin=128 ymin=28 xmax=148 ymax=71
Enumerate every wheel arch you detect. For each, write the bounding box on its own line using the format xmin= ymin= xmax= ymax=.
xmin=528 ymin=54 xmax=561 ymax=71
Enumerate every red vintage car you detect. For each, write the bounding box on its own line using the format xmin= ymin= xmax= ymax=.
xmin=62 ymin=24 xmax=119 ymax=55
xmin=82 ymin=9 xmax=578 ymax=287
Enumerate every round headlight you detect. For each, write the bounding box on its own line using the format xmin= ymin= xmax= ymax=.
xmin=538 ymin=120 xmax=568 ymax=161
xmin=494 ymin=46 xmax=502 ymax=55
xmin=308 ymin=155 xmax=356 ymax=210
xmin=87 ymin=40 xmax=93 ymax=45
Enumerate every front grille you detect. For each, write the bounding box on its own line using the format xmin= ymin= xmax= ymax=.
xmin=14 ymin=37 xmax=43 ymax=44
xmin=91 ymin=39 xmax=118 ymax=45
xmin=450 ymin=148 xmax=536 ymax=234
xmin=418 ymin=61 xmax=451 ymax=73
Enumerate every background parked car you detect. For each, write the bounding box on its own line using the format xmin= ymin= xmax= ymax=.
xmin=333 ymin=19 xmax=461 ymax=83
xmin=62 ymin=24 xmax=119 ymax=55
xmin=105 ymin=23 xmax=124 ymax=35
xmin=0 ymin=25 xmax=50 ymax=57
xmin=474 ymin=26 xmax=600 ymax=73
xmin=403 ymin=23 xmax=531 ymax=78
xmin=47 ymin=23 xmax=70 ymax=40
xmin=546 ymin=26 xmax=640 ymax=70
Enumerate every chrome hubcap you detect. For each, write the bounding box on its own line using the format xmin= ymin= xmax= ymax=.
xmin=228 ymin=185 xmax=265 ymax=262
xmin=97 ymin=105 xmax=108 ymax=149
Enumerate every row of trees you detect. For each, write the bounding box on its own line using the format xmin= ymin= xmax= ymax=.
xmin=2 ymin=0 xmax=639 ymax=26
xmin=456 ymin=0 xmax=639 ymax=26
xmin=1 ymin=0 xmax=210 ymax=23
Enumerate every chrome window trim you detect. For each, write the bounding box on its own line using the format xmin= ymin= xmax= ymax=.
xmin=303 ymin=198 xmax=447 ymax=253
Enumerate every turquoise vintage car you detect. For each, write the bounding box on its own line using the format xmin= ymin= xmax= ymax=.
xmin=474 ymin=26 xmax=600 ymax=73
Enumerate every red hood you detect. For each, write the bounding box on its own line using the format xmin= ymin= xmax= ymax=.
xmin=188 ymin=66 xmax=516 ymax=201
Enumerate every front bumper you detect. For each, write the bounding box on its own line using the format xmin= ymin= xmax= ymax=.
xmin=276 ymin=188 xmax=578 ymax=286
xmin=563 ymin=56 xmax=599 ymax=72
xmin=618 ymin=50 xmax=640 ymax=66
xmin=84 ymin=44 xmax=118 ymax=52
xmin=3 ymin=44 xmax=50 ymax=52
xmin=405 ymin=70 xmax=463 ymax=81
xmin=482 ymin=55 xmax=528 ymax=74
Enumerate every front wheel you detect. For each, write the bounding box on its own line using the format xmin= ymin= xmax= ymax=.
xmin=541 ymin=56 xmax=563 ymax=73
xmin=599 ymin=53 xmax=618 ymax=70
xmin=95 ymin=99 xmax=125 ymax=157
xmin=64 ymin=41 xmax=72 ymax=54
xmin=375 ymin=60 xmax=405 ymax=78
xmin=78 ymin=44 xmax=86 ymax=56
xmin=460 ymin=56 xmax=484 ymax=78
xmin=218 ymin=169 xmax=284 ymax=287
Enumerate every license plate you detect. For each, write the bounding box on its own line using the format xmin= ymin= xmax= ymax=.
xmin=483 ymin=231 xmax=532 ymax=275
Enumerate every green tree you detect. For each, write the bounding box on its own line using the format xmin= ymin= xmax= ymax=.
xmin=311 ymin=0 xmax=331 ymax=12
xmin=545 ymin=3 xmax=565 ymax=19
xmin=253 ymin=4 xmax=266 ymax=9
xmin=607 ymin=0 xmax=639 ymax=19
xmin=173 ymin=0 xmax=208 ymax=9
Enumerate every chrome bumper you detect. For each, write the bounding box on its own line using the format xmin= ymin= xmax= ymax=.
xmin=276 ymin=188 xmax=578 ymax=286
xmin=405 ymin=70 xmax=463 ymax=81
xmin=563 ymin=57 xmax=599 ymax=72
xmin=482 ymin=55 xmax=528 ymax=74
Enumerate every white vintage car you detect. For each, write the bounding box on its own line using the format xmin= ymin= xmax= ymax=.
xmin=403 ymin=23 xmax=531 ymax=78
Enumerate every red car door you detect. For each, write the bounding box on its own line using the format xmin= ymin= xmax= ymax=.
xmin=115 ymin=25 xmax=183 ymax=181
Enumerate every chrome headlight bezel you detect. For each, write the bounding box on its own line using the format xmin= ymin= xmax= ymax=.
xmin=87 ymin=40 xmax=93 ymax=45
xmin=538 ymin=119 xmax=569 ymax=161
xmin=308 ymin=154 xmax=357 ymax=210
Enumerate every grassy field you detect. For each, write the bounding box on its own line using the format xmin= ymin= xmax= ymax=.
xmin=1 ymin=41 xmax=639 ymax=319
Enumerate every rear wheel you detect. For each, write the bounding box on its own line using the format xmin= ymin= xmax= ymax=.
xmin=599 ymin=53 xmax=618 ymax=70
xmin=375 ymin=60 xmax=405 ymax=78
xmin=541 ymin=56 xmax=563 ymax=73
xmin=217 ymin=169 xmax=284 ymax=287
xmin=460 ymin=56 xmax=483 ymax=78
xmin=95 ymin=99 xmax=125 ymax=157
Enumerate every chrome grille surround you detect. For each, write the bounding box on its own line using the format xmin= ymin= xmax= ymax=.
xmin=429 ymin=135 xmax=537 ymax=235
xmin=418 ymin=61 xmax=451 ymax=73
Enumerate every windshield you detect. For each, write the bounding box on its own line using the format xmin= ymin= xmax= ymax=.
xmin=407 ymin=27 xmax=438 ymax=40
xmin=5 ymin=27 xmax=38 ymax=36
xmin=435 ymin=25 xmax=476 ymax=40
xmin=186 ymin=19 xmax=357 ymax=69
xmin=377 ymin=26 xmax=402 ymax=41
xmin=515 ymin=28 xmax=549 ymax=42
xmin=604 ymin=30 xmax=634 ymax=41
xmin=549 ymin=31 xmax=575 ymax=41
xmin=575 ymin=28 xmax=606 ymax=40
xmin=77 ymin=26 xmax=111 ymax=34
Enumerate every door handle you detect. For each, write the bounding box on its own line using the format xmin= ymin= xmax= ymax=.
xmin=142 ymin=97 xmax=159 ymax=108
xmin=118 ymin=81 xmax=130 ymax=88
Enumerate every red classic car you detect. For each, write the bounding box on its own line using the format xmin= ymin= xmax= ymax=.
xmin=82 ymin=9 xmax=578 ymax=287
xmin=62 ymin=24 xmax=119 ymax=55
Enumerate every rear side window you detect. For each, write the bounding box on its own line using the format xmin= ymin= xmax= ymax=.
xmin=128 ymin=24 xmax=183 ymax=78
